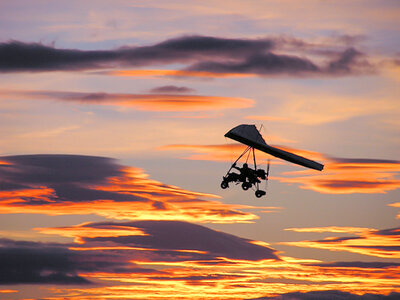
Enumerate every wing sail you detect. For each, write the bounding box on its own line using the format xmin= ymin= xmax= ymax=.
xmin=225 ymin=124 xmax=324 ymax=171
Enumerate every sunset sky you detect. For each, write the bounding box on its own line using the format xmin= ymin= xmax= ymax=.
xmin=1 ymin=1 xmax=400 ymax=299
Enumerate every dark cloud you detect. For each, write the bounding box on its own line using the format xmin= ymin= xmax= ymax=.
xmin=187 ymin=53 xmax=320 ymax=75
xmin=284 ymin=226 xmax=400 ymax=258
xmin=0 ymin=36 xmax=272 ymax=72
xmin=251 ymin=290 xmax=400 ymax=300
xmin=327 ymin=47 xmax=371 ymax=74
xmin=0 ymin=239 xmax=90 ymax=285
xmin=0 ymin=154 xmax=256 ymax=222
xmin=72 ymin=220 xmax=280 ymax=262
xmin=373 ymin=227 xmax=400 ymax=236
xmin=0 ymin=220 xmax=280 ymax=286
xmin=149 ymin=85 xmax=195 ymax=94
xmin=0 ymin=36 xmax=372 ymax=76
xmin=0 ymin=155 xmax=146 ymax=205
xmin=1 ymin=154 xmax=122 ymax=186
xmin=0 ymin=41 xmax=115 ymax=71
xmin=50 ymin=183 xmax=142 ymax=203
xmin=0 ymin=238 xmax=165 ymax=285
xmin=188 ymin=47 xmax=370 ymax=76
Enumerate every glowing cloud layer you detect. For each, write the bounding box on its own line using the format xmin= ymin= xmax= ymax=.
xmin=0 ymin=154 xmax=259 ymax=223
xmin=0 ymin=90 xmax=254 ymax=112
xmin=3 ymin=221 xmax=398 ymax=299
xmin=283 ymin=226 xmax=400 ymax=258
xmin=160 ymin=143 xmax=400 ymax=194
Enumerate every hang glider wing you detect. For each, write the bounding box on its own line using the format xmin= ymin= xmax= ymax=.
xmin=225 ymin=124 xmax=324 ymax=171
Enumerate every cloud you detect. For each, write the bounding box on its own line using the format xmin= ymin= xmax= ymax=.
xmin=388 ymin=202 xmax=400 ymax=219
xmin=0 ymin=36 xmax=273 ymax=72
xmin=38 ymin=220 xmax=280 ymax=262
xmin=149 ymin=85 xmax=195 ymax=94
xmin=186 ymin=52 xmax=320 ymax=76
xmin=104 ymin=69 xmax=257 ymax=78
xmin=247 ymin=94 xmax=399 ymax=126
xmin=0 ymin=154 xmax=260 ymax=223
xmin=159 ymin=141 xmax=296 ymax=163
xmin=253 ymin=290 xmax=400 ymax=300
xmin=0 ymin=238 xmax=166 ymax=286
xmin=278 ymin=154 xmax=400 ymax=194
xmin=34 ymin=220 xmax=400 ymax=298
xmin=0 ymin=36 xmax=372 ymax=76
xmin=0 ymin=239 xmax=90 ymax=285
xmin=310 ymin=261 xmax=400 ymax=269
xmin=159 ymin=143 xmax=400 ymax=194
xmin=0 ymin=89 xmax=254 ymax=112
xmin=327 ymin=48 xmax=372 ymax=74
xmin=282 ymin=226 xmax=400 ymax=258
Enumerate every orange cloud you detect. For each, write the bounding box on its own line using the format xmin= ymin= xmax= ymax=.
xmin=106 ymin=69 xmax=257 ymax=78
xmin=245 ymin=115 xmax=289 ymax=122
xmin=278 ymin=157 xmax=400 ymax=194
xmin=0 ymin=89 xmax=254 ymax=112
xmin=389 ymin=202 xmax=400 ymax=219
xmin=0 ymin=155 xmax=261 ymax=223
xmin=32 ymin=221 xmax=400 ymax=299
xmin=282 ymin=226 xmax=400 ymax=258
xmin=285 ymin=226 xmax=373 ymax=234
xmin=43 ymin=255 xmax=400 ymax=299
xmin=36 ymin=222 xmax=149 ymax=244
xmin=159 ymin=143 xmax=295 ymax=164
xmin=159 ymin=143 xmax=400 ymax=194
xmin=0 ymin=290 xmax=17 ymax=294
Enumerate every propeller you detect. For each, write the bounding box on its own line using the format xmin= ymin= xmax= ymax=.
xmin=265 ymin=158 xmax=270 ymax=191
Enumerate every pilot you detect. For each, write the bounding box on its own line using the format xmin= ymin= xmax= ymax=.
xmin=233 ymin=163 xmax=257 ymax=183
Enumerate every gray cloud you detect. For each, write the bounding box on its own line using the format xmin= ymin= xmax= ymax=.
xmin=76 ymin=220 xmax=280 ymax=262
xmin=0 ymin=154 xmax=255 ymax=222
xmin=0 ymin=238 xmax=164 ymax=285
xmin=187 ymin=52 xmax=320 ymax=75
xmin=0 ymin=154 xmax=147 ymax=204
xmin=149 ymin=85 xmax=195 ymax=93
xmin=0 ymin=239 xmax=90 ymax=285
xmin=0 ymin=36 xmax=372 ymax=76
xmin=0 ymin=36 xmax=272 ymax=72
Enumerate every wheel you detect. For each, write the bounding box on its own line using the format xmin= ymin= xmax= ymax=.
xmin=255 ymin=190 xmax=266 ymax=198
xmin=220 ymin=181 xmax=229 ymax=189
xmin=242 ymin=182 xmax=250 ymax=190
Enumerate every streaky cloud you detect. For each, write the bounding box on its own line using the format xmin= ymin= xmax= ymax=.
xmin=0 ymin=36 xmax=373 ymax=76
xmin=0 ymin=154 xmax=259 ymax=223
xmin=149 ymin=85 xmax=195 ymax=94
xmin=39 ymin=220 xmax=280 ymax=261
xmin=0 ymin=239 xmax=91 ymax=285
xmin=0 ymin=89 xmax=254 ymax=112
xmin=282 ymin=226 xmax=400 ymax=258
xmin=159 ymin=143 xmax=400 ymax=194
xmin=252 ymin=290 xmax=400 ymax=300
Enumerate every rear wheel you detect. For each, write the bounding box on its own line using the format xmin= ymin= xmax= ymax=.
xmin=221 ymin=181 xmax=228 ymax=189
xmin=255 ymin=190 xmax=266 ymax=198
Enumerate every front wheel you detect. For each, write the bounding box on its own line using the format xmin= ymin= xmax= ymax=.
xmin=221 ymin=181 xmax=229 ymax=189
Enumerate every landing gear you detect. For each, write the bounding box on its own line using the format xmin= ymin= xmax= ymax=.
xmin=220 ymin=146 xmax=270 ymax=198
xmin=255 ymin=190 xmax=266 ymax=198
